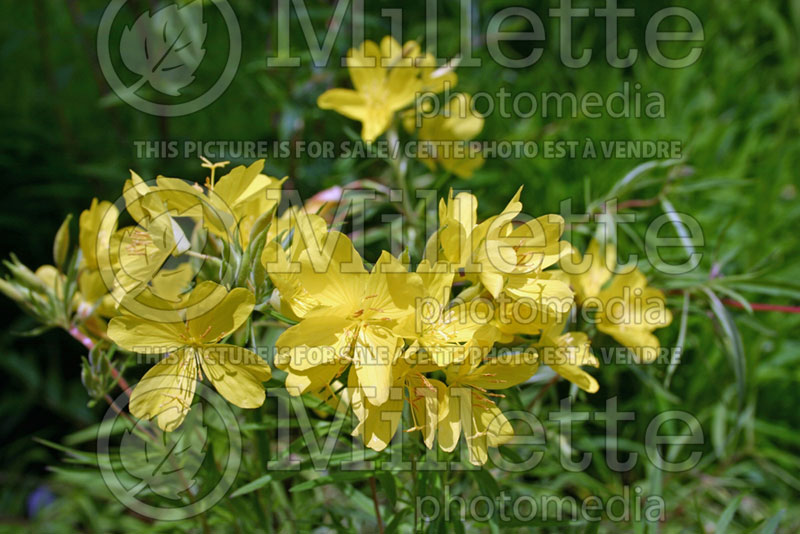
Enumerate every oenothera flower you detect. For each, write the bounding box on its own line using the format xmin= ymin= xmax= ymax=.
xmin=566 ymin=238 xmax=617 ymax=305
xmin=77 ymin=198 xmax=118 ymax=317
xmin=317 ymin=37 xmax=425 ymax=143
xmin=538 ymin=311 xmax=599 ymax=393
xmin=349 ymin=354 xmax=443 ymax=451
xmin=108 ymin=281 xmax=270 ymax=431
xmin=426 ymin=188 xmax=572 ymax=317
xmin=275 ymin=232 xmax=423 ymax=405
xmin=404 ymin=93 xmax=485 ymax=179
xmin=158 ymin=159 xmax=285 ymax=249
xmin=594 ymin=268 xmax=673 ymax=363
xmin=104 ymin=172 xmax=190 ymax=304
xmin=439 ymin=327 xmax=539 ymax=465
xmin=425 ymin=187 xmax=524 ymax=283
xmin=480 ymin=204 xmax=572 ymax=305
xmin=394 ymin=260 xmax=479 ymax=366
xmin=261 ymin=209 xmax=330 ymax=321
xmin=424 ymin=188 xmax=512 ymax=273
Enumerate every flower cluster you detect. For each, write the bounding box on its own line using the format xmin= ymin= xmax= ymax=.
xmin=0 ymin=156 xmax=673 ymax=463
xmin=318 ymin=36 xmax=484 ymax=178
xmin=0 ymin=36 xmax=674 ymax=465
xmin=270 ymin=188 xmax=672 ymax=464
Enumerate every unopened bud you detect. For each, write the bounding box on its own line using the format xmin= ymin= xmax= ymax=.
xmin=53 ymin=214 xmax=72 ymax=271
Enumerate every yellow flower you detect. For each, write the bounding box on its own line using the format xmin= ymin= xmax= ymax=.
xmin=107 ymin=281 xmax=270 ymax=431
xmin=349 ymin=354 xmax=443 ymax=451
xmin=317 ymin=37 xmax=428 ymax=143
xmin=594 ymin=268 xmax=672 ymax=363
xmin=393 ymin=260 xmax=480 ymax=366
xmin=566 ymin=238 xmax=616 ymax=305
xmin=158 ymin=159 xmax=285 ymax=249
xmin=261 ymin=209 xmax=330 ymax=320
xmin=425 ymin=187 xmax=522 ymax=283
xmin=424 ymin=188 xmax=502 ymax=271
xmin=438 ymin=327 xmax=539 ymax=465
xmin=538 ymin=312 xmax=599 ymax=393
xmin=426 ymin=188 xmax=572 ymax=318
xmin=77 ymin=198 xmax=119 ymax=317
xmin=490 ymin=292 xmax=553 ymax=341
xmin=101 ymin=172 xmax=191 ymax=306
xmin=79 ymin=198 xmax=118 ymax=272
xmin=34 ymin=264 xmax=66 ymax=298
xmin=145 ymin=263 xmax=196 ymax=303
xmin=406 ymin=93 xmax=485 ymax=179
xmin=109 ymin=223 xmax=179 ymax=305
xmin=275 ymin=232 xmax=423 ymax=406
xmin=480 ymin=211 xmax=572 ymax=303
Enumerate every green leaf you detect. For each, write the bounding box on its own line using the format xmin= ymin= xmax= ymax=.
xmin=33 ymin=437 xmax=97 ymax=465
xmin=758 ymin=510 xmax=785 ymax=534
xmin=715 ymin=494 xmax=743 ymax=533
xmin=702 ymin=287 xmax=747 ymax=409
xmin=11 ymin=324 xmax=56 ymax=337
xmin=230 ymin=474 xmax=273 ymax=498
xmin=376 ymin=471 xmax=397 ymax=509
xmin=710 ymin=283 xmax=753 ymax=314
xmin=660 ymin=196 xmax=697 ymax=256
xmin=289 ymin=471 xmax=373 ymax=493
xmin=469 ymin=468 xmax=499 ymax=500
xmin=664 ymin=290 xmax=690 ymax=389
xmin=603 ymin=159 xmax=682 ymax=201
xmin=384 ymin=508 xmax=409 ymax=534
xmin=119 ymin=406 xmax=209 ymax=500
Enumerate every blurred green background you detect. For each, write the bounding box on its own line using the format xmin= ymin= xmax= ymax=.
xmin=1 ymin=0 xmax=799 ymax=532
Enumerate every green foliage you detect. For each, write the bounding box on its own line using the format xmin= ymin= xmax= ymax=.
xmin=0 ymin=0 xmax=798 ymax=533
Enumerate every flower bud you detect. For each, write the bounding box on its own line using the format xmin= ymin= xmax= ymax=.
xmin=53 ymin=214 xmax=72 ymax=271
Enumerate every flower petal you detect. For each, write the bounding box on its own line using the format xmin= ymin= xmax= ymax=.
xmin=317 ymin=88 xmax=367 ymax=122
xmin=129 ymin=349 xmax=197 ymax=432
xmin=187 ymin=287 xmax=255 ymax=342
xmin=352 ymin=325 xmax=399 ymax=406
xmin=107 ymin=315 xmax=184 ymax=352
xmin=199 ymin=344 xmax=271 ymax=409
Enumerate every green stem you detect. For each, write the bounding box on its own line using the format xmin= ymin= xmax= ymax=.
xmin=386 ymin=124 xmax=421 ymax=256
xmin=412 ymin=453 xmax=418 ymax=533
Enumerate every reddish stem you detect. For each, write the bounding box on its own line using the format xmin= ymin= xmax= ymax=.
xmin=68 ymin=324 xmax=94 ymax=350
xmin=721 ymin=299 xmax=800 ymax=314
xmin=67 ymin=325 xmax=131 ymax=393
xmin=369 ymin=476 xmax=385 ymax=534
xmin=616 ymin=197 xmax=661 ymax=210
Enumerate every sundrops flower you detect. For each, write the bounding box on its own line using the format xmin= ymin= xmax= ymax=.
xmin=594 ymin=268 xmax=673 ymax=363
xmin=158 ymin=159 xmax=285 ymax=249
xmin=107 ymin=281 xmax=270 ymax=431
xmin=393 ymin=260 xmax=479 ymax=366
xmin=538 ymin=312 xmax=599 ymax=393
xmin=349 ymin=354 xmax=443 ymax=451
xmin=103 ymin=172 xmax=191 ymax=306
xmin=566 ymin=238 xmax=616 ymax=305
xmin=438 ymin=327 xmax=539 ymax=465
xmin=479 ymin=206 xmax=572 ymax=304
xmin=317 ymin=36 xmax=428 ymax=143
xmin=405 ymin=93 xmax=485 ymax=179
xmin=424 ymin=188 xmax=510 ymax=272
xmin=426 ymin=188 xmax=572 ymax=317
xmin=77 ymin=198 xmax=119 ymax=317
xmin=275 ymin=232 xmax=423 ymax=406
xmin=261 ymin=209 xmax=330 ymax=321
